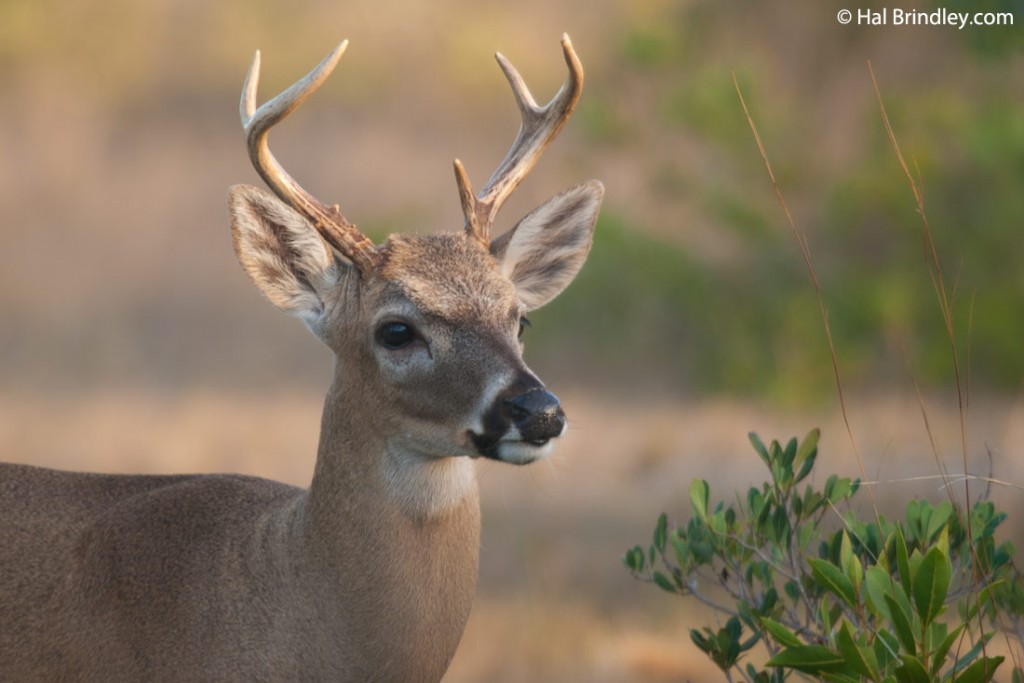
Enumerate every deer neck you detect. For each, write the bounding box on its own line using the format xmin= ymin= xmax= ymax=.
xmin=291 ymin=377 xmax=481 ymax=665
xmin=307 ymin=377 xmax=481 ymax=524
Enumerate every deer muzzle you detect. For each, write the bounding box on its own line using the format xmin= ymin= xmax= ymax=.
xmin=502 ymin=388 xmax=565 ymax=445
xmin=469 ymin=379 xmax=566 ymax=464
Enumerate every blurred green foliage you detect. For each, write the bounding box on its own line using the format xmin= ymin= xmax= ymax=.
xmin=532 ymin=2 xmax=1024 ymax=403
xmin=532 ymin=212 xmax=839 ymax=401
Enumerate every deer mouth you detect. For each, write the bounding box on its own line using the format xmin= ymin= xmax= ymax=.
xmin=468 ymin=427 xmax=561 ymax=465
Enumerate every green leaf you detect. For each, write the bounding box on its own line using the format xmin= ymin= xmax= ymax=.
xmin=923 ymin=621 xmax=947 ymax=657
xmin=953 ymin=656 xmax=1004 ymax=683
xmin=725 ymin=615 xmax=743 ymax=641
xmin=801 ymin=486 xmax=823 ymax=517
xmin=798 ymin=427 xmax=819 ymax=454
xmin=769 ymin=506 xmax=789 ymax=545
xmin=690 ymin=479 xmax=709 ymax=521
xmin=794 ymin=447 xmax=817 ymax=485
xmin=759 ymin=617 xmax=803 ymax=648
xmin=747 ymin=487 xmax=763 ymax=514
xmin=992 ymin=542 xmax=1013 ymax=571
xmin=952 ymin=634 xmax=995 ymax=675
xmin=759 ymin=586 xmax=779 ymax=615
xmin=906 ymin=500 xmax=922 ymax=541
xmin=884 ymin=593 xmax=917 ymax=655
xmin=931 ymin=624 xmax=964 ymax=677
xmin=624 ymin=546 xmax=645 ymax=572
xmin=821 ymin=673 xmax=863 ymax=683
xmin=875 ymin=629 xmax=901 ymax=668
xmin=913 ymin=546 xmax=951 ymax=626
xmin=896 ymin=526 xmax=912 ymax=596
xmin=653 ymin=512 xmax=668 ymax=552
xmin=818 ymin=599 xmax=835 ymax=635
xmin=767 ymin=645 xmax=847 ymax=674
xmin=793 ymin=428 xmax=820 ymax=484
xmin=782 ymin=436 xmax=798 ymax=469
xmin=797 ymin=518 xmax=816 ymax=553
xmin=652 ymin=571 xmax=677 ymax=593
xmin=691 ymin=618 xmax=748 ymax=672
xmin=836 ymin=621 xmax=878 ymax=680
xmin=894 ymin=655 xmax=931 ymax=683
xmin=865 ymin=564 xmax=894 ymax=621
xmin=908 ymin=549 xmax=924 ymax=585
xmin=825 ymin=475 xmax=854 ymax=503
xmin=708 ymin=511 xmax=728 ymax=536
xmin=839 ymin=529 xmax=854 ymax=572
xmin=925 ymin=501 xmax=953 ymax=542
xmin=771 ymin=463 xmax=785 ymax=488
xmin=808 ymin=557 xmax=857 ymax=608
xmin=670 ymin=531 xmax=689 ymax=568
xmin=843 ymin=557 xmax=860 ymax=598
xmin=934 ymin=525 xmax=950 ymax=559
xmin=840 ymin=530 xmax=863 ymax=594
xmin=690 ymin=628 xmax=711 ymax=653
xmin=716 ymin=618 xmax=743 ymax=669
xmin=749 ymin=432 xmax=771 ymax=468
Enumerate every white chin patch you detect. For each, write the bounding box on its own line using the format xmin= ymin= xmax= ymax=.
xmin=495 ymin=438 xmax=556 ymax=465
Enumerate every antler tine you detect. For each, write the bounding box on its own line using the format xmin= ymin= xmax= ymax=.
xmin=241 ymin=41 xmax=379 ymax=274
xmin=454 ymin=33 xmax=584 ymax=246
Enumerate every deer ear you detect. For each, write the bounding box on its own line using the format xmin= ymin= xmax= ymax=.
xmin=228 ymin=184 xmax=342 ymax=324
xmin=490 ymin=180 xmax=603 ymax=311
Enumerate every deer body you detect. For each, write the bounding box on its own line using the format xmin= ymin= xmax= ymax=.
xmin=0 ymin=463 xmax=477 ymax=680
xmin=0 ymin=36 xmax=601 ymax=681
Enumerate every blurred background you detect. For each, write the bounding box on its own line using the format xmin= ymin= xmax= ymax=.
xmin=1 ymin=0 xmax=1022 ymax=679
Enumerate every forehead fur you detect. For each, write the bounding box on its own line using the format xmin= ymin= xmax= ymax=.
xmin=375 ymin=233 xmax=517 ymax=321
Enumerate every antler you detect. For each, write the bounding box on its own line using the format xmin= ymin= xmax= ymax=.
xmin=241 ymin=42 xmax=379 ymax=274
xmin=454 ymin=33 xmax=584 ymax=247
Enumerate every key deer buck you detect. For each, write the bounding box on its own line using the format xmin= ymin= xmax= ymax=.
xmin=0 ymin=34 xmax=602 ymax=681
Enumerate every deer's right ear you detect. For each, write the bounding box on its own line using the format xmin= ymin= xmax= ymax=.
xmin=228 ymin=184 xmax=341 ymax=323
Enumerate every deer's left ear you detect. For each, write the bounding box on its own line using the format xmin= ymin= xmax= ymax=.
xmin=490 ymin=180 xmax=603 ymax=311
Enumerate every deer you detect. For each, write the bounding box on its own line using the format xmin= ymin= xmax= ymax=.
xmin=0 ymin=34 xmax=602 ymax=682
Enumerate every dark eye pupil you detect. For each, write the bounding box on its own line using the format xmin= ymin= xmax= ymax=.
xmin=378 ymin=322 xmax=415 ymax=349
xmin=518 ymin=316 xmax=531 ymax=339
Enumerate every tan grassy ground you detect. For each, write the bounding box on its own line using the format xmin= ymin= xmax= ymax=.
xmin=2 ymin=388 xmax=1021 ymax=681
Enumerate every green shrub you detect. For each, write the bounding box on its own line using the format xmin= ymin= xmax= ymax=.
xmin=625 ymin=430 xmax=1024 ymax=682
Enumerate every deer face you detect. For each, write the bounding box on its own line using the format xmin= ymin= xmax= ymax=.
xmin=229 ymin=181 xmax=603 ymax=465
xmin=229 ymin=35 xmax=601 ymax=466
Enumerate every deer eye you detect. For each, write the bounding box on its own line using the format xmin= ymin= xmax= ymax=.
xmin=376 ymin=321 xmax=417 ymax=350
xmin=518 ymin=316 xmax=531 ymax=339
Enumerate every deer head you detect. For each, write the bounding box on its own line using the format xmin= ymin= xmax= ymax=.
xmin=228 ymin=36 xmax=602 ymax=474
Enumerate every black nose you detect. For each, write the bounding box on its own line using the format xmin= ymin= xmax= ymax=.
xmin=502 ymin=388 xmax=566 ymax=445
